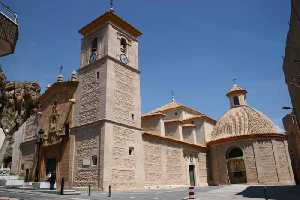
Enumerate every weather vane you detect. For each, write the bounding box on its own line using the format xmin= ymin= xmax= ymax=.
xmin=232 ymin=78 xmax=237 ymax=85
xmin=171 ymin=90 xmax=175 ymax=102
xmin=59 ymin=65 xmax=63 ymax=74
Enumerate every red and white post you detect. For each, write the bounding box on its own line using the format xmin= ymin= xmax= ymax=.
xmin=188 ymin=186 xmax=195 ymax=199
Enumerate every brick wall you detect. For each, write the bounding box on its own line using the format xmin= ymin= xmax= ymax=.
xmin=72 ymin=123 xmax=102 ymax=189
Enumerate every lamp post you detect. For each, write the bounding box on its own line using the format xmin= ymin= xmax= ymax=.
xmin=282 ymin=106 xmax=295 ymax=110
xmin=34 ymin=128 xmax=44 ymax=182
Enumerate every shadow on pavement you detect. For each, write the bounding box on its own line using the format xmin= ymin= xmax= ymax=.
xmin=236 ymin=185 xmax=300 ymax=200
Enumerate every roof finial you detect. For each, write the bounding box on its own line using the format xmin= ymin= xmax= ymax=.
xmin=110 ymin=0 xmax=114 ymax=11
xmin=171 ymin=90 xmax=175 ymax=102
xmin=57 ymin=65 xmax=64 ymax=82
xmin=232 ymin=78 xmax=237 ymax=85
xmin=59 ymin=65 xmax=63 ymax=75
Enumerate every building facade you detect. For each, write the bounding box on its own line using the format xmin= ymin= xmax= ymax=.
xmin=282 ymin=0 xmax=300 ymax=184
xmin=12 ymin=10 xmax=295 ymax=191
xmin=0 ymin=1 xmax=18 ymax=57
xmin=283 ymin=114 xmax=300 ymax=184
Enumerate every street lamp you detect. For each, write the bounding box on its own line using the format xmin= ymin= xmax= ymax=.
xmin=34 ymin=128 xmax=44 ymax=182
xmin=38 ymin=128 xmax=44 ymax=143
xmin=282 ymin=106 xmax=295 ymax=110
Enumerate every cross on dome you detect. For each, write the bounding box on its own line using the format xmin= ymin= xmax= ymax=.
xmin=110 ymin=0 xmax=114 ymax=11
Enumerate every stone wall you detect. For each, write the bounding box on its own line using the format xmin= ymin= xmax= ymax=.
xmin=112 ymin=64 xmax=136 ymax=125
xmin=105 ymin=61 xmax=141 ymax=128
xmin=165 ymin=123 xmax=181 ymax=140
xmin=164 ymin=110 xmax=182 ymax=120
xmin=110 ymin=124 xmax=142 ymax=190
xmin=243 ymin=143 xmax=258 ymax=183
xmin=204 ymin=122 xmax=214 ymax=143
xmin=58 ymin=139 xmax=71 ymax=188
xmin=182 ymin=127 xmax=194 ymax=143
xmin=194 ymin=120 xmax=205 ymax=145
xmin=18 ymin=116 xmax=38 ymax=178
xmin=272 ymin=140 xmax=294 ymax=184
xmin=141 ymin=117 xmax=161 ymax=134
xmin=11 ymin=122 xmax=27 ymax=175
xmin=72 ymin=123 xmax=102 ymax=189
xmin=143 ymin=134 xmax=208 ymax=188
xmin=283 ymin=113 xmax=300 ymax=184
xmin=0 ymin=129 xmax=5 ymax=154
xmin=19 ymin=141 xmax=36 ymax=178
xmin=253 ymin=140 xmax=278 ymax=183
xmin=23 ymin=115 xmax=38 ymax=142
xmin=208 ymin=138 xmax=294 ymax=185
xmin=75 ymin=61 xmax=106 ymax=126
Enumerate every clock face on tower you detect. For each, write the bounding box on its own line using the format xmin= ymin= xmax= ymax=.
xmin=120 ymin=54 xmax=129 ymax=65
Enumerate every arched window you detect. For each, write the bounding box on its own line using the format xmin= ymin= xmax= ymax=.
xmin=233 ymin=96 xmax=240 ymax=106
xmin=91 ymin=38 xmax=98 ymax=53
xmin=120 ymin=38 xmax=127 ymax=53
xmin=226 ymin=147 xmax=243 ymax=159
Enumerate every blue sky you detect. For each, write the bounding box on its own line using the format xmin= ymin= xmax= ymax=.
xmin=1 ymin=0 xmax=292 ymax=128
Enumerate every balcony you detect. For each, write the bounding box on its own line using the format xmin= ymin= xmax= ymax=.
xmin=0 ymin=1 xmax=18 ymax=57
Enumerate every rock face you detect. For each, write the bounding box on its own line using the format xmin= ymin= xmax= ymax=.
xmin=0 ymin=68 xmax=40 ymax=167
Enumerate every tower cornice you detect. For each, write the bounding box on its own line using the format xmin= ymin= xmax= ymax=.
xmin=79 ymin=11 xmax=142 ymax=38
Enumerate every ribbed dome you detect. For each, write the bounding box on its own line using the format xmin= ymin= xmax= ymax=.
xmin=211 ymin=105 xmax=280 ymax=141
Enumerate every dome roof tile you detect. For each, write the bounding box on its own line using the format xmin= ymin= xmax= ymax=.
xmin=211 ymin=105 xmax=281 ymax=141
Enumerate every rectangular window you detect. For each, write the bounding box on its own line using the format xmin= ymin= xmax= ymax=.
xmin=129 ymin=147 xmax=134 ymax=155
xmin=92 ymin=155 xmax=97 ymax=166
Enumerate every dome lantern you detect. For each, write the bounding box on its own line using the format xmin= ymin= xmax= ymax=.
xmin=226 ymin=84 xmax=247 ymax=108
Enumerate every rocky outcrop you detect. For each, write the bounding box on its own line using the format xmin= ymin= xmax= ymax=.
xmin=0 ymin=68 xmax=40 ymax=167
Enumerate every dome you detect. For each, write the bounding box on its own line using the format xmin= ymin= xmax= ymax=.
xmin=211 ymin=105 xmax=281 ymax=141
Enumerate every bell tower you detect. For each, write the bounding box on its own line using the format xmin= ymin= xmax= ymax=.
xmin=75 ymin=9 xmax=144 ymax=191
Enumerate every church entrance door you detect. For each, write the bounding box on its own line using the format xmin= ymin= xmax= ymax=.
xmin=46 ymin=159 xmax=56 ymax=176
xmin=226 ymin=147 xmax=247 ymax=184
xmin=189 ymin=165 xmax=196 ymax=186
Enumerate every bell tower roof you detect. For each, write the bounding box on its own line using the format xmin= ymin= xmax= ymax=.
xmin=79 ymin=10 xmax=142 ymax=38
xmin=226 ymin=84 xmax=247 ymax=97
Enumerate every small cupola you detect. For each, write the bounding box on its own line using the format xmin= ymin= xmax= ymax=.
xmin=57 ymin=74 xmax=64 ymax=82
xmin=71 ymin=70 xmax=78 ymax=82
xmin=226 ymin=84 xmax=247 ymax=108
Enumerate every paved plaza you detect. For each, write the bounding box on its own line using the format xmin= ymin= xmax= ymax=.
xmin=0 ymin=185 xmax=299 ymax=200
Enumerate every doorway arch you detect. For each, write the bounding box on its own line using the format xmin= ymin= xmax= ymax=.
xmin=226 ymin=147 xmax=247 ymax=184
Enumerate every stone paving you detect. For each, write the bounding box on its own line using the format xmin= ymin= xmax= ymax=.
xmin=0 ymin=185 xmax=299 ymax=200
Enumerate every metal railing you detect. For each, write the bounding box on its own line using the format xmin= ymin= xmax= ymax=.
xmin=0 ymin=1 xmax=17 ymax=24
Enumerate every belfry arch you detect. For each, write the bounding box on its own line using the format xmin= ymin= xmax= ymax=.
xmin=226 ymin=147 xmax=247 ymax=184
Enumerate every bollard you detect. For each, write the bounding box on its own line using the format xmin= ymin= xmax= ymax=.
xmin=263 ymin=186 xmax=268 ymax=200
xmin=108 ymin=185 xmax=112 ymax=197
xmin=188 ymin=186 xmax=195 ymax=199
xmin=60 ymin=177 xmax=64 ymax=195
xmin=88 ymin=184 xmax=91 ymax=196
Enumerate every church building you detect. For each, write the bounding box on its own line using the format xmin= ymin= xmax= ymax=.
xmin=12 ymin=9 xmax=295 ymax=191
